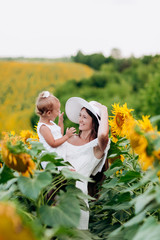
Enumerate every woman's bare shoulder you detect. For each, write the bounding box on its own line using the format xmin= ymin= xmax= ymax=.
xmin=67 ymin=134 xmax=79 ymax=144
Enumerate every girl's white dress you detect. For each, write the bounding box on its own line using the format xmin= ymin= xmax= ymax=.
xmin=37 ymin=121 xmax=67 ymax=168
xmin=65 ymin=138 xmax=110 ymax=230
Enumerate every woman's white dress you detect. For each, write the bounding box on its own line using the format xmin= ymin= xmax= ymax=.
xmin=65 ymin=138 xmax=110 ymax=230
xmin=37 ymin=121 xmax=110 ymax=230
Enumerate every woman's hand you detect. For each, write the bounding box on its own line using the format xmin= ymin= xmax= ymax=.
xmin=93 ymin=101 xmax=108 ymax=113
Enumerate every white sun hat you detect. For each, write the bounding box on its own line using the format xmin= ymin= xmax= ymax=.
xmin=65 ymin=97 xmax=101 ymax=124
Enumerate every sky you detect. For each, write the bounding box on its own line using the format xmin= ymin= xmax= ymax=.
xmin=0 ymin=0 xmax=160 ymax=59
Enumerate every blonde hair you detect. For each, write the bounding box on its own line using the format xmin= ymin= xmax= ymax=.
xmin=36 ymin=91 xmax=59 ymax=117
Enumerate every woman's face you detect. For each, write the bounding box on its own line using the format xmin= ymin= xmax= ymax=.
xmin=79 ymin=108 xmax=93 ymax=131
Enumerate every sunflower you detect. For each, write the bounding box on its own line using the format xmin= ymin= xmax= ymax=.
xmin=1 ymin=137 xmax=35 ymax=177
xmin=138 ymin=115 xmax=154 ymax=132
xmin=138 ymin=152 xmax=155 ymax=171
xmin=109 ymin=103 xmax=134 ymax=138
xmin=0 ymin=202 xmax=36 ymax=240
xmin=20 ymin=130 xmax=38 ymax=145
xmin=34 ymin=122 xmax=38 ymax=132
xmin=129 ymin=124 xmax=148 ymax=156
xmin=123 ymin=117 xmax=137 ymax=138
xmin=1 ymin=131 xmax=21 ymax=144
xmin=0 ymin=202 xmax=22 ymax=232
xmin=10 ymin=130 xmax=16 ymax=136
xmin=129 ymin=122 xmax=158 ymax=170
xmin=153 ymin=149 xmax=160 ymax=160
xmin=120 ymin=155 xmax=125 ymax=162
xmin=110 ymin=126 xmax=118 ymax=143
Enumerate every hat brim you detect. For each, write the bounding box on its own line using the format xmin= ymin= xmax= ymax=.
xmin=65 ymin=97 xmax=100 ymax=124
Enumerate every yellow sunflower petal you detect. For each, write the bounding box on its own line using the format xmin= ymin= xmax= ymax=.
xmin=0 ymin=202 xmax=37 ymax=240
xmin=109 ymin=103 xmax=134 ymax=138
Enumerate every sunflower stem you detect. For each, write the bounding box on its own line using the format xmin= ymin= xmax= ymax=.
xmin=46 ymin=182 xmax=67 ymax=204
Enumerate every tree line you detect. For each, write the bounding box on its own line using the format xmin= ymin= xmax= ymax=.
xmin=31 ymin=52 xmax=160 ymax=130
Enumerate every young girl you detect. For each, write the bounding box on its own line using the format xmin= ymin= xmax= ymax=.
xmin=36 ymin=91 xmax=76 ymax=168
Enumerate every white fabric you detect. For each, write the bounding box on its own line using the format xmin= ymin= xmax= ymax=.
xmin=37 ymin=121 xmax=67 ymax=168
xmin=42 ymin=91 xmax=50 ymax=98
xmin=65 ymin=97 xmax=101 ymax=124
xmin=65 ymin=138 xmax=110 ymax=229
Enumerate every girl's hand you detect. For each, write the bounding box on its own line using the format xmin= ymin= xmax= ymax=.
xmin=69 ymin=168 xmax=76 ymax=172
xmin=66 ymin=127 xmax=76 ymax=138
xmin=59 ymin=112 xmax=64 ymax=123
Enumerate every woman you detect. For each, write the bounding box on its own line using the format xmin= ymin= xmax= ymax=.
xmin=65 ymin=97 xmax=110 ymax=230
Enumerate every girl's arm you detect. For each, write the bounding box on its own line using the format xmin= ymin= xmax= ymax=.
xmin=58 ymin=112 xmax=64 ymax=135
xmin=40 ymin=125 xmax=76 ymax=148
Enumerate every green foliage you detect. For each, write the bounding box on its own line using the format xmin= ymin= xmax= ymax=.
xmin=30 ymin=113 xmax=39 ymax=131
xmin=135 ymin=73 xmax=160 ymax=117
xmin=2 ymin=123 xmax=160 ymax=239
xmin=113 ymin=58 xmax=132 ymax=72
xmin=30 ymin=53 xmax=160 ymax=131
xmin=89 ymin=73 xmax=108 ymax=88
xmin=0 ymin=164 xmax=15 ymax=184
xmin=72 ymin=50 xmax=106 ymax=70
xmin=52 ymin=53 xmax=160 ymax=133
xmin=88 ymin=136 xmax=160 ymax=240
xmin=39 ymin=189 xmax=81 ymax=228
xmin=3 ymin=52 xmax=160 ymax=239
xmin=0 ymin=139 xmax=96 ymax=239
xmin=18 ymin=171 xmax=53 ymax=201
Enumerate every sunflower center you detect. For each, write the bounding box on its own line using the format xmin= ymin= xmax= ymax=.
xmin=116 ymin=113 xmax=124 ymax=128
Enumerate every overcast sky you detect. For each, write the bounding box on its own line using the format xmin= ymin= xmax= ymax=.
xmin=0 ymin=0 xmax=160 ymax=58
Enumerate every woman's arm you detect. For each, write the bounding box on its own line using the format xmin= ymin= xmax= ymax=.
xmin=93 ymin=103 xmax=109 ymax=158
xmin=97 ymin=104 xmax=109 ymax=151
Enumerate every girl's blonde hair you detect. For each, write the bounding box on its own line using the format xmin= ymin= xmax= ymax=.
xmin=36 ymin=91 xmax=59 ymax=117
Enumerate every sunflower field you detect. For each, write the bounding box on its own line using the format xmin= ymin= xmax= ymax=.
xmin=1 ymin=103 xmax=160 ymax=240
xmin=0 ymin=61 xmax=93 ymax=133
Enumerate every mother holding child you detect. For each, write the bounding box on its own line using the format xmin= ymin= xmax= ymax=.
xmin=36 ymin=91 xmax=110 ymax=230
